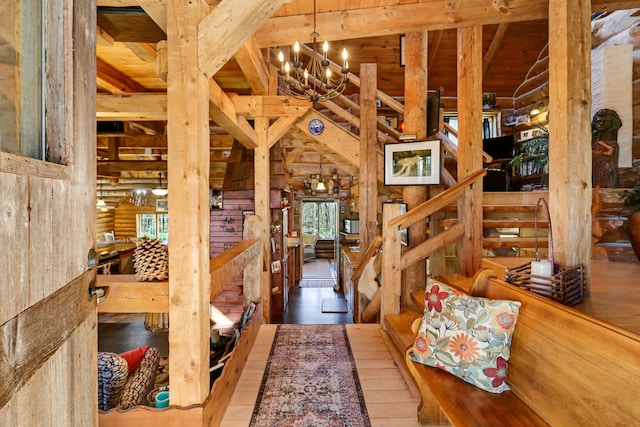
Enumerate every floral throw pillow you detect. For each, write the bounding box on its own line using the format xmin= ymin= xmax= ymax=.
xmin=409 ymin=278 xmax=521 ymax=393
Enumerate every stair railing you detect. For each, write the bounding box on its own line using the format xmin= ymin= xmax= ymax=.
xmin=379 ymin=169 xmax=486 ymax=324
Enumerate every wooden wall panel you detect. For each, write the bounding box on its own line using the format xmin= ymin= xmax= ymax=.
xmin=0 ymin=173 xmax=29 ymax=325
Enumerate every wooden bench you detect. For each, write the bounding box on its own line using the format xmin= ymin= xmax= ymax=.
xmin=386 ymin=272 xmax=640 ymax=426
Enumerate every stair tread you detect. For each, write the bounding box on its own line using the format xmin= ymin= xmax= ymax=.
xmin=384 ymin=310 xmax=421 ymax=352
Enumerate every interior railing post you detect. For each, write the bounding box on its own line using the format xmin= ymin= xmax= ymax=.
xmin=380 ymin=203 xmax=404 ymax=328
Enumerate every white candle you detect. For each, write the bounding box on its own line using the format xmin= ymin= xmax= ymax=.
xmin=531 ymin=259 xmax=553 ymax=285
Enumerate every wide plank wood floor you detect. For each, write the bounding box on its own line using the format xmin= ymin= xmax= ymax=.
xmin=220 ymin=324 xmax=422 ymax=427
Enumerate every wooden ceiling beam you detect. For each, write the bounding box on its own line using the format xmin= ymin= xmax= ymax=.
xmin=427 ymin=30 xmax=443 ymax=71
xmin=139 ymin=0 xmax=168 ymax=32
xmin=232 ymin=96 xmax=311 ymax=118
xmin=96 ymin=57 xmax=148 ymax=93
xmin=96 ymin=93 xmax=168 ymax=121
xmin=208 ymin=79 xmax=258 ymax=148
xmin=197 ymin=0 xmax=289 ymax=78
xmin=483 ymin=23 xmax=509 ymax=75
xmin=295 ymin=111 xmax=359 ymax=167
xmin=256 ymin=0 xmax=640 ymax=47
xmin=268 ymin=116 xmax=302 ymax=148
xmin=306 ymin=142 xmax=360 ymax=177
xmin=233 ymin=36 xmax=270 ymax=95
xmin=98 ymin=160 xmax=166 ymax=173
xmin=96 ymin=134 xmax=235 ymax=149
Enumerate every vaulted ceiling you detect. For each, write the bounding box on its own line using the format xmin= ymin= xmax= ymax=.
xmin=95 ymin=0 xmax=640 ymax=205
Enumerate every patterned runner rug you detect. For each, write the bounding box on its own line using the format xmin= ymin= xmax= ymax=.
xmin=250 ymin=324 xmax=371 ymax=426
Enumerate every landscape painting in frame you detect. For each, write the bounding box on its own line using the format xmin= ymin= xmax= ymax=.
xmin=384 ymin=140 xmax=441 ymax=185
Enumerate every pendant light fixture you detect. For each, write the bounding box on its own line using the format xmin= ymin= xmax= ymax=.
xmin=315 ymin=158 xmax=327 ymax=191
xmin=151 ymin=172 xmax=168 ymax=196
xmin=277 ymin=0 xmax=349 ymax=103
xmin=97 ymin=181 xmax=107 ymax=209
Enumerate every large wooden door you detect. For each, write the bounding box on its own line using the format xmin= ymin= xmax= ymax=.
xmin=0 ymin=1 xmax=97 ymax=425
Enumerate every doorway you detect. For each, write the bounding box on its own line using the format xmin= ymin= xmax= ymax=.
xmin=300 ymin=199 xmax=340 ymax=287
xmin=279 ymin=198 xmax=350 ymax=324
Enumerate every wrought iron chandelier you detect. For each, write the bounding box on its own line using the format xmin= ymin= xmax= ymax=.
xmin=277 ymin=0 xmax=349 ymax=103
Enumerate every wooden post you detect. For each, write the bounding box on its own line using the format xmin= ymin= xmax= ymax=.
xmin=548 ymin=0 xmax=592 ymax=293
xmin=381 ymin=203 xmax=404 ymax=328
xmin=167 ymin=0 xmax=210 ymax=406
xmin=403 ymin=32 xmax=429 ymax=301
xmin=456 ymin=26 xmax=484 ymax=277
xmin=359 ymin=63 xmax=378 ymax=263
xmin=254 ymin=116 xmax=272 ymax=322
xmin=243 ymin=216 xmax=263 ymax=306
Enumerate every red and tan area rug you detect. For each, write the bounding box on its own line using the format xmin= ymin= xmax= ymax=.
xmin=250 ymin=324 xmax=371 ymax=426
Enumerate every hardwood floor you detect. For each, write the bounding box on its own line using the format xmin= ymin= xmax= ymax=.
xmin=573 ymin=259 xmax=640 ymax=335
xmin=220 ymin=324 xmax=422 ymax=427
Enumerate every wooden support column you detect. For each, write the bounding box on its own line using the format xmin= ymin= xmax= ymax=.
xmin=166 ymin=0 xmax=210 ymax=406
xmin=254 ymin=116 xmax=272 ymax=322
xmin=359 ymin=64 xmax=378 ymax=258
xmin=548 ymin=0 xmax=592 ymax=293
xmin=456 ymin=26 xmax=484 ymax=277
xmin=403 ymin=32 xmax=428 ymax=303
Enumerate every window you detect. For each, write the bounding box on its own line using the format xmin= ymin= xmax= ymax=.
xmin=1 ymin=0 xmax=67 ymax=163
xmin=137 ymin=214 xmax=169 ymax=241
xmin=443 ymin=111 xmax=500 ymax=144
xmin=302 ymin=201 xmax=336 ymax=239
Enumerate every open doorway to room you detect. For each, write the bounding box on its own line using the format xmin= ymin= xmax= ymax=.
xmin=279 ymin=198 xmax=351 ymax=324
xmin=300 ymin=199 xmax=339 ymax=288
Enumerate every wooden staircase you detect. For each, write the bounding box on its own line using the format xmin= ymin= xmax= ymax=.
xmin=440 ymin=191 xmax=551 ymax=256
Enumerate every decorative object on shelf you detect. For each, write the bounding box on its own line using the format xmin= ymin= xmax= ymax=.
xmin=134 ymin=238 xmax=169 ymax=281
xmin=210 ymin=189 xmax=223 ymax=209
xmin=505 ymin=198 xmax=584 ymax=306
xmin=384 ymin=140 xmax=441 ymax=185
xmin=508 ymin=124 xmax=549 ymax=187
xmin=620 ymin=182 xmax=640 ymax=261
xmin=276 ymin=0 xmax=349 ymax=103
xmin=271 ymin=219 xmax=282 ymax=233
xmin=591 ymin=108 xmax=622 ymax=189
xmin=130 ymin=188 xmax=149 ymax=206
xmin=151 ymin=172 xmax=168 ymax=196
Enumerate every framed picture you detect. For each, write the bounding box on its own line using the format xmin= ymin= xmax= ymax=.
xmin=399 ymin=34 xmax=406 ymax=67
xmin=156 ymin=199 xmax=168 ymax=212
xmin=384 ymin=140 xmax=441 ymax=185
xmin=271 ymin=260 xmax=281 ymax=273
xmin=210 ymin=190 xmax=223 ymax=210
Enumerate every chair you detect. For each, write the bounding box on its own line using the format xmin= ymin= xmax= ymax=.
xmin=302 ymin=233 xmax=318 ymax=263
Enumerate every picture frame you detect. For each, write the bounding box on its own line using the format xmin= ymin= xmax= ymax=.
xmin=384 ymin=140 xmax=441 ymax=186
xmin=399 ymin=34 xmax=406 ymax=67
xmin=156 ymin=199 xmax=168 ymax=212
xmin=271 ymin=260 xmax=281 ymax=273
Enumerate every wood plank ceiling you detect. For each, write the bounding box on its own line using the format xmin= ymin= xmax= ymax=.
xmin=94 ymin=0 xmax=635 ymax=205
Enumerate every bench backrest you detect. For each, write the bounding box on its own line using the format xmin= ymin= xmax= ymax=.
xmin=485 ymin=278 xmax=640 ymax=426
